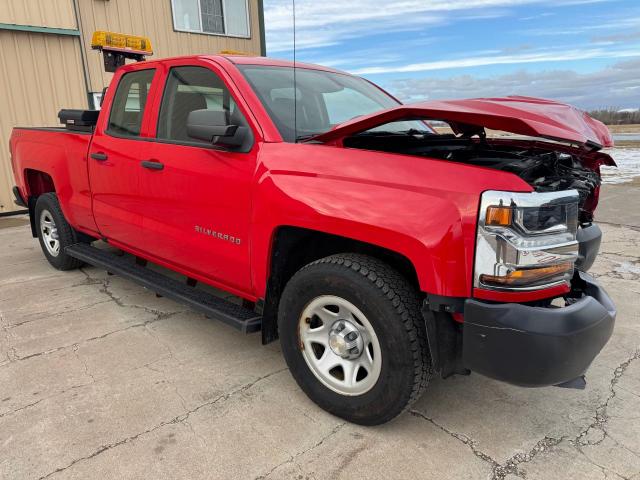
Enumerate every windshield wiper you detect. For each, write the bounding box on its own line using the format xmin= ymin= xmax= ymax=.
xmin=354 ymin=130 xmax=431 ymax=137
xmin=297 ymin=128 xmax=434 ymax=142
xmin=394 ymin=129 xmax=435 ymax=135
xmin=296 ymin=134 xmax=319 ymax=142
xmin=354 ymin=130 xmax=406 ymax=136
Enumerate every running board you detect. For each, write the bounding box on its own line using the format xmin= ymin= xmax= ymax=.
xmin=66 ymin=243 xmax=261 ymax=333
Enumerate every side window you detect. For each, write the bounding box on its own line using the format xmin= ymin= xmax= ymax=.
xmin=157 ymin=66 xmax=248 ymax=143
xmin=107 ymin=69 xmax=155 ymax=137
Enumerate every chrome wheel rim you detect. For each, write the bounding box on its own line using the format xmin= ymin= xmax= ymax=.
xmin=40 ymin=209 xmax=60 ymax=257
xmin=299 ymin=295 xmax=382 ymax=396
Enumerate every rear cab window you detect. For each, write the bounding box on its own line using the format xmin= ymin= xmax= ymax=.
xmin=107 ymin=69 xmax=156 ymax=137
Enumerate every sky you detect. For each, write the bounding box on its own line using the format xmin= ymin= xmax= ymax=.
xmin=262 ymin=0 xmax=640 ymax=110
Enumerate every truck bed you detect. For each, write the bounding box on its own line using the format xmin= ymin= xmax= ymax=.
xmin=10 ymin=127 xmax=96 ymax=232
xmin=14 ymin=126 xmax=92 ymax=134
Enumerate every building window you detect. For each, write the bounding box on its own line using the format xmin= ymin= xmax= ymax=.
xmin=171 ymin=0 xmax=250 ymax=38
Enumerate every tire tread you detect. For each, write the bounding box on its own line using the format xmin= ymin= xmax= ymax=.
xmin=35 ymin=193 xmax=83 ymax=270
xmin=296 ymin=253 xmax=432 ymax=414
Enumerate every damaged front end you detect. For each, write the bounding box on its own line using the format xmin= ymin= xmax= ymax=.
xmin=342 ymin=133 xmax=614 ymax=224
xmin=309 ymin=96 xmax=618 ymax=388
xmin=309 ymin=95 xmax=616 ymax=224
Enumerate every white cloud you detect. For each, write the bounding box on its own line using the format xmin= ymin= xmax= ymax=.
xmin=386 ymin=58 xmax=640 ymax=109
xmin=523 ymin=15 xmax=640 ymax=37
xmin=349 ymin=45 xmax=640 ymax=75
xmin=264 ymin=0 xmax=609 ymax=53
xmin=302 ymin=36 xmax=443 ymax=69
xmin=266 ymin=9 xmax=442 ymax=52
xmin=262 ymin=0 xmax=639 ymax=109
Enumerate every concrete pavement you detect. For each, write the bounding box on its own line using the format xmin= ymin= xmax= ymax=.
xmin=1 ymin=194 xmax=639 ymax=479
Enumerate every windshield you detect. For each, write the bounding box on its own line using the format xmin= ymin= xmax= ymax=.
xmin=238 ymin=65 xmax=431 ymax=142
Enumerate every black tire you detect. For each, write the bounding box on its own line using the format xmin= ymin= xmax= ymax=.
xmin=34 ymin=193 xmax=84 ymax=270
xmin=278 ymin=253 xmax=432 ymax=425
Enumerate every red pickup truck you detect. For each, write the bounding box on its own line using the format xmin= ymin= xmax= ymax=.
xmin=10 ymin=54 xmax=616 ymax=425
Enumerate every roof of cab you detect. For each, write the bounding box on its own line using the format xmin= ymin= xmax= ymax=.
xmin=218 ymin=55 xmax=344 ymax=74
xmin=126 ymin=54 xmax=346 ymax=75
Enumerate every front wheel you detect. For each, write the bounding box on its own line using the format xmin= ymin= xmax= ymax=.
xmin=278 ymin=254 xmax=432 ymax=425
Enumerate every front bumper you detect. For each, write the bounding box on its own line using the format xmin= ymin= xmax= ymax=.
xmin=463 ymin=271 xmax=615 ymax=387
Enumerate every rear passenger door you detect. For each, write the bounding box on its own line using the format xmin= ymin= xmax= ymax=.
xmin=137 ymin=60 xmax=258 ymax=296
xmin=89 ymin=68 xmax=158 ymax=248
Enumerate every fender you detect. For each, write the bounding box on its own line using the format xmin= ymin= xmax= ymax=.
xmin=10 ymin=128 xmax=98 ymax=233
xmin=250 ymin=142 xmax=532 ymax=299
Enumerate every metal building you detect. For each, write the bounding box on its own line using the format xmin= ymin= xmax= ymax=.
xmin=0 ymin=0 xmax=265 ymax=214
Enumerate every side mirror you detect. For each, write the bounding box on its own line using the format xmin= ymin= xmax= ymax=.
xmin=186 ymin=109 xmax=247 ymax=148
xmin=187 ymin=109 xmax=236 ymax=141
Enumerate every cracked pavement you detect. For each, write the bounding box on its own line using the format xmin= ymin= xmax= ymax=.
xmin=1 ymin=185 xmax=639 ymax=480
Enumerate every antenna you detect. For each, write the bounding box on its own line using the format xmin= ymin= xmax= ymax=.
xmin=293 ymin=0 xmax=298 ymax=142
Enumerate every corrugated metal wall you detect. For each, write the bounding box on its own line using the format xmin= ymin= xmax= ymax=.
xmin=0 ymin=0 xmax=77 ymax=29
xmin=77 ymin=0 xmax=263 ymax=92
xmin=0 ymin=0 xmax=264 ymax=213
xmin=0 ymin=30 xmax=87 ymax=213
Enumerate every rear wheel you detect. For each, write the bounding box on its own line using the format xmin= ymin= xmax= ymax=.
xmin=278 ymin=253 xmax=432 ymax=425
xmin=35 ymin=193 xmax=84 ymax=270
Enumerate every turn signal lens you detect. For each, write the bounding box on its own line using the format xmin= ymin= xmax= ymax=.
xmin=486 ymin=205 xmax=513 ymax=227
xmin=480 ymin=262 xmax=573 ymax=288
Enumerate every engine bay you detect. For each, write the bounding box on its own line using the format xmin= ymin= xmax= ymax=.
xmin=343 ymin=132 xmax=605 ymax=223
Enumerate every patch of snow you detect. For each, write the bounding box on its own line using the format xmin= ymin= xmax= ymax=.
xmin=601 ymin=148 xmax=640 ymax=184
xmin=613 ymin=261 xmax=640 ymax=276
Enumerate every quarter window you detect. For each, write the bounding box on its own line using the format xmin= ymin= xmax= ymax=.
xmin=171 ymin=0 xmax=250 ymax=37
xmin=107 ymin=69 xmax=155 ymax=137
xmin=157 ymin=66 xmax=249 ymax=144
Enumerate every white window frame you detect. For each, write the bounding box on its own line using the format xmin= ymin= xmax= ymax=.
xmin=91 ymin=92 xmax=103 ymax=110
xmin=171 ymin=0 xmax=251 ymax=39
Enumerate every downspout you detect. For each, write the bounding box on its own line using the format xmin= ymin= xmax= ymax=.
xmin=257 ymin=0 xmax=266 ymax=56
xmin=72 ymin=0 xmax=94 ymax=109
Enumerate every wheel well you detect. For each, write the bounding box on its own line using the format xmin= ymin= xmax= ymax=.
xmin=260 ymin=226 xmax=421 ymax=344
xmin=24 ymin=170 xmax=55 ymax=237
xmin=25 ymin=170 xmax=55 ymax=197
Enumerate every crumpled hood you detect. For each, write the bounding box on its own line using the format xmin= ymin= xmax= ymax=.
xmin=309 ymin=95 xmax=614 ymax=149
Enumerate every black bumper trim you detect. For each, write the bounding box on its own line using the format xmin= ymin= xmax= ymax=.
xmin=12 ymin=186 xmax=27 ymax=207
xmin=576 ymin=223 xmax=602 ymax=272
xmin=462 ymin=272 xmax=615 ymax=387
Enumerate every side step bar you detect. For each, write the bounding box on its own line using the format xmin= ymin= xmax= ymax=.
xmin=66 ymin=243 xmax=261 ymax=333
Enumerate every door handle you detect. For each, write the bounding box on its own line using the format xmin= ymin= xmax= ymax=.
xmin=91 ymin=152 xmax=108 ymax=161
xmin=141 ymin=160 xmax=164 ymax=171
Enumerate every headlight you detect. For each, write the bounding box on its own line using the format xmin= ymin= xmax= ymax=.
xmin=475 ymin=190 xmax=579 ymax=291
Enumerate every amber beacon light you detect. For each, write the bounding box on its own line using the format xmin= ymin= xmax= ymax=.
xmin=91 ymin=30 xmax=153 ymax=72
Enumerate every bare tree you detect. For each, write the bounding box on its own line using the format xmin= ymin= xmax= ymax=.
xmin=588 ymin=108 xmax=640 ymax=125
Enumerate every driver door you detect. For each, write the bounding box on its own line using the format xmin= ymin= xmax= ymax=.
xmin=137 ymin=60 xmax=258 ymax=296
